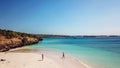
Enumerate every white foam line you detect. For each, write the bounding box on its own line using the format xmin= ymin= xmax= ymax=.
xmin=72 ymin=57 xmax=92 ymax=68
xmin=78 ymin=60 xmax=92 ymax=68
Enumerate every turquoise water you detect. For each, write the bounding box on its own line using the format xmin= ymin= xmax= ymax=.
xmin=31 ymin=37 xmax=120 ymax=68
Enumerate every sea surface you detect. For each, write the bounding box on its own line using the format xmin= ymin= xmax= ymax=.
xmin=31 ymin=37 xmax=120 ymax=68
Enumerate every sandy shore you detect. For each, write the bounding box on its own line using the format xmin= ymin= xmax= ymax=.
xmin=0 ymin=48 xmax=90 ymax=68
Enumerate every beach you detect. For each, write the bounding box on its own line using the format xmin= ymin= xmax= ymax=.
xmin=0 ymin=48 xmax=88 ymax=68
xmin=0 ymin=37 xmax=120 ymax=68
xmin=1 ymin=0 xmax=120 ymax=68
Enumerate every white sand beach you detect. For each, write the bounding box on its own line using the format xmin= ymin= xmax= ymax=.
xmin=0 ymin=49 xmax=89 ymax=68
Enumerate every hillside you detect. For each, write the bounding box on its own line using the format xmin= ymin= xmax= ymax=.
xmin=0 ymin=29 xmax=42 ymax=52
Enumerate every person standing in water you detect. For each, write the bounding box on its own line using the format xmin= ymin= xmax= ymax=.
xmin=42 ymin=53 xmax=44 ymax=61
xmin=62 ymin=52 xmax=65 ymax=59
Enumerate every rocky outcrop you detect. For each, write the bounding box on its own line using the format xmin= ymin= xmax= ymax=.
xmin=0 ymin=35 xmax=42 ymax=52
xmin=0 ymin=29 xmax=43 ymax=52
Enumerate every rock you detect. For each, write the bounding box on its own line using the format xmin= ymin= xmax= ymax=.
xmin=0 ymin=59 xmax=6 ymax=61
xmin=0 ymin=36 xmax=42 ymax=52
xmin=0 ymin=29 xmax=43 ymax=52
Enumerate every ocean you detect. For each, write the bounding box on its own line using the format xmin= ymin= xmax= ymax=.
xmin=31 ymin=37 xmax=120 ymax=68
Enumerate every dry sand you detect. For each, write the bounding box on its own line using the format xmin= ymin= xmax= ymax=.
xmin=0 ymin=48 xmax=90 ymax=68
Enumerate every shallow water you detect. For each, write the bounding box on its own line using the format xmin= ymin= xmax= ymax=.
xmin=31 ymin=37 xmax=120 ymax=68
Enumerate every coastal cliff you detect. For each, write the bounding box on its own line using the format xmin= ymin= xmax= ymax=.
xmin=0 ymin=29 xmax=42 ymax=52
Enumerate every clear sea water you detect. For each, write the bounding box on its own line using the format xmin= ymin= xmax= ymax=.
xmin=31 ymin=37 xmax=120 ymax=68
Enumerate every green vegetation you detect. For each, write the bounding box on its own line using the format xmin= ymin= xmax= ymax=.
xmin=0 ymin=29 xmax=42 ymax=39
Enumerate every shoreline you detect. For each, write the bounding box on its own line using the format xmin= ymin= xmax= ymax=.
xmin=0 ymin=47 xmax=91 ymax=68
